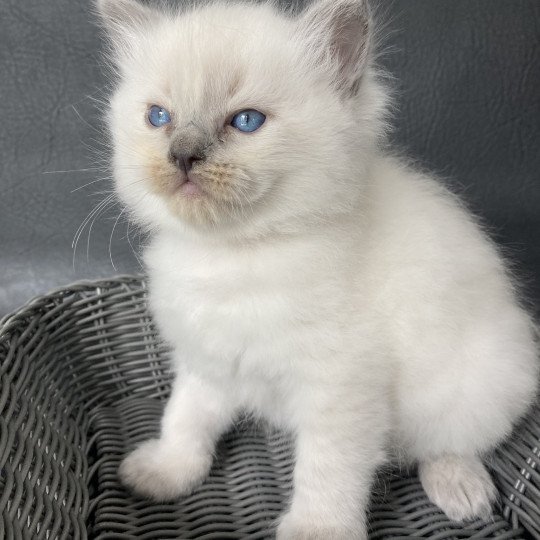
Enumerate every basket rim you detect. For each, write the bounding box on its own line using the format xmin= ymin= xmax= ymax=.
xmin=0 ymin=273 xmax=146 ymax=342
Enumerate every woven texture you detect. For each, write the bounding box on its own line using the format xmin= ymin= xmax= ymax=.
xmin=0 ymin=276 xmax=538 ymax=539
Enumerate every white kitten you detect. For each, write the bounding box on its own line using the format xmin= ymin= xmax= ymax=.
xmin=96 ymin=0 xmax=538 ymax=537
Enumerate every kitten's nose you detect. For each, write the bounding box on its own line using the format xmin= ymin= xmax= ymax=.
xmin=170 ymin=152 xmax=202 ymax=174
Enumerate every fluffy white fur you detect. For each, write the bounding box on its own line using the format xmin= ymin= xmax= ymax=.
xmin=96 ymin=0 xmax=539 ymax=537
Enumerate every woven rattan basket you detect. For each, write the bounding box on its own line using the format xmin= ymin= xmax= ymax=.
xmin=0 ymin=275 xmax=538 ymax=539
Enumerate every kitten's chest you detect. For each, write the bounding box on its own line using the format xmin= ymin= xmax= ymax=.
xmin=146 ymin=235 xmax=327 ymax=374
xmin=153 ymin=265 xmax=288 ymax=351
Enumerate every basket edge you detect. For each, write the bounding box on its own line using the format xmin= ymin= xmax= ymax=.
xmin=0 ymin=273 xmax=146 ymax=341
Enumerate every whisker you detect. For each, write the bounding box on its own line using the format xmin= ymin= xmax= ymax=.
xmin=71 ymin=177 xmax=112 ymax=193
xmin=86 ymin=197 xmax=118 ymax=263
xmin=72 ymin=193 xmax=116 ymax=250
xmin=43 ymin=167 xmax=106 ymax=174
xmin=71 ymin=104 xmax=104 ymax=136
xmin=126 ymin=218 xmax=144 ymax=269
xmin=72 ymin=197 xmax=114 ymax=270
xmin=109 ymin=206 xmax=127 ymax=271
xmin=72 ymin=194 xmax=116 ymax=270
xmin=68 ymin=85 xmax=110 ymax=108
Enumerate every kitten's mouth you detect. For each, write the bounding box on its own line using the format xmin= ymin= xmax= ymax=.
xmin=176 ymin=172 xmax=203 ymax=197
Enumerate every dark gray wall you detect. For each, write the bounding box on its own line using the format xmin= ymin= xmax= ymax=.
xmin=1 ymin=0 xmax=539 ymax=315
xmin=1 ymin=0 xmax=141 ymax=315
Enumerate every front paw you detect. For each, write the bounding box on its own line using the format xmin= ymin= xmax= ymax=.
xmin=118 ymin=438 xmax=212 ymax=501
xmin=276 ymin=512 xmax=367 ymax=540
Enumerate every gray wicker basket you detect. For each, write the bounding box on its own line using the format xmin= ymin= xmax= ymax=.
xmin=0 ymin=276 xmax=538 ymax=539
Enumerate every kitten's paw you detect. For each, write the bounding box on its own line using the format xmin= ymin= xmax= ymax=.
xmin=118 ymin=438 xmax=212 ymax=501
xmin=276 ymin=513 xmax=366 ymax=540
xmin=419 ymin=455 xmax=497 ymax=522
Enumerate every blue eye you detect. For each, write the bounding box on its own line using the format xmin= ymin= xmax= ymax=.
xmin=148 ymin=105 xmax=172 ymax=127
xmin=231 ymin=109 xmax=266 ymax=132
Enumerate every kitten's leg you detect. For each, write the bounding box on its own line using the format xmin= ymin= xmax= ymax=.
xmin=419 ymin=454 xmax=497 ymax=522
xmin=119 ymin=372 xmax=234 ymax=501
xmin=277 ymin=398 xmax=386 ymax=540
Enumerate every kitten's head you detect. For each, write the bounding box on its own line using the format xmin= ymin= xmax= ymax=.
xmin=97 ymin=0 xmax=387 ymax=237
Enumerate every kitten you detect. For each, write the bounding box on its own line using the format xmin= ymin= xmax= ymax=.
xmin=96 ymin=0 xmax=539 ymax=538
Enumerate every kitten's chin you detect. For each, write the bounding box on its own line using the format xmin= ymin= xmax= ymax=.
xmin=161 ymin=179 xmax=238 ymax=230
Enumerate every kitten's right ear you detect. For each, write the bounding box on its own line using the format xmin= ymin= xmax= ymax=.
xmin=95 ymin=0 xmax=161 ymax=49
xmin=296 ymin=0 xmax=372 ymax=97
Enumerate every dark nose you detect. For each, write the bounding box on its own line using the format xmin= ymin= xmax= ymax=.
xmin=170 ymin=152 xmax=202 ymax=174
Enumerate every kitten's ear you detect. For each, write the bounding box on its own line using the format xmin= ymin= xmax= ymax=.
xmin=95 ymin=0 xmax=161 ymax=49
xmin=297 ymin=0 xmax=372 ymax=96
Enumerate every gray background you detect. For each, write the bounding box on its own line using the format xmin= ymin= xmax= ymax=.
xmin=1 ymin=0 xmax=539 ymax=316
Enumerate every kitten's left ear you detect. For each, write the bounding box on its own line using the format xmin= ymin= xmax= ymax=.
xmin=297 ymin=0 xmax=372 ymax=96
xmin=95 ymin=0 xmax=161 ymax=49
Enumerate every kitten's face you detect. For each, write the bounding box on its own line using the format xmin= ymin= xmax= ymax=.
xmin=100 ymin=0 xmax=383 ymax=235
